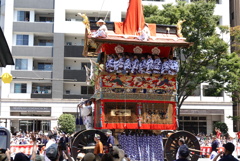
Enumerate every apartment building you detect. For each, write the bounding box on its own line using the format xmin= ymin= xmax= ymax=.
xmin=0 ymin=0 xmax=233 ymax=135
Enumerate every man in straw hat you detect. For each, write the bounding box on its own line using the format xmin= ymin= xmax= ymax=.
xmin=92 ymin=19 xmax=108 ymax=38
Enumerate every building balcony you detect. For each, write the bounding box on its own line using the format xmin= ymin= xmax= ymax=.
xmin=31 ymin=93 xmax=52 ymax=98
xmin=12 ymin=46 xmax=53 ymax=57
xmin=13 ymin=22 xmax=53 ymax=33
xmin=64 ymin=70 xmax=86 ymax=82
xmin=14 ymin=0 xmax=54 ymax=9
xmin=63 ymin=94 xmax=92 ymax=99
xmin=11 ymin=70 xmax=52 ymax=80
xmin=64 ymin=45 xmax=84 ymax=57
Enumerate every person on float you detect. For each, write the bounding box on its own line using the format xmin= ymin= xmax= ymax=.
xmin=131 ymin=55 xmax=139 ymax=74
xmin=92 ymin=19 xmax=108 ymax=38
xmin=124 ymin=53 xmax=131 ymax=74
xmin=161 ymin=57 xmax=170 ymax=75
xmin=78 ymin=100 xmax=93 ymax=130
xmin=152 ymin=54 xmax=162 ymax=74
xmin=146 ymin=54 xmax=153 ymax=74
xmin=137 ymin=23 xmax=151 ymax=41
xmin=106 ymin=54 xmax=114 ymax=73
xmin=169 ymin=57 xmax=179 ymax=75
xmin=138 ymin=55 xmax=147 ymax=74
xmin=113 ymin=54 xmax=119 ymax=73
xmin=117 ymin=53 xmax=125 ymax=73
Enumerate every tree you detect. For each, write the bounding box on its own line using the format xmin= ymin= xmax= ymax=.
xmin=144 ymin=1 xmax=240 ymax=119
xmin=213 ymin=122 xmax=228 ymax=135
xmin=58 ymin=114 xmax=76 ymax=134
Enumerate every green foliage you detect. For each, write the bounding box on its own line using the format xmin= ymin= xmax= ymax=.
xmin=58 ymin=114 xmax=76 ymax=134
xmin=231 ymin=26 xmax=240 ymax=54
xmin=213 ymin=122 xmax=228 ymax=134
xmin=227 ymin=115 xmax=240 ymax=121
xmin=144 ymin=1 xmax=240 ymax=112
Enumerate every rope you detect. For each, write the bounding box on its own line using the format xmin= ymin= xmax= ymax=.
xmin=98 ymin=0 xmax=106 ymax=19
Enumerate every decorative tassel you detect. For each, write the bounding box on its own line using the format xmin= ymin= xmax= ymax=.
xmin=137 ymin=103 xmax=142 ymax=127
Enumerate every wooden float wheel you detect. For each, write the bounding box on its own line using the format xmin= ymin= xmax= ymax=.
xmin=71 ymin=130 xmax=108 ymax=160
xmin=165 ymin=131 xmax=200 ymax=161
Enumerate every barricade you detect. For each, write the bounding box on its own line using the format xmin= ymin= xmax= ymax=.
xmin=200 ymin=146 xmax=212 ymax=156
xmin=10 ymin=145 xmax=34 ymax=155
xmin=236 ymin=146 xmax=240 ymax=156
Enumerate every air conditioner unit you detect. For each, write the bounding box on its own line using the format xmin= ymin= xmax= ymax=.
xmin=65 ymin=66 xmax=71 ymax=70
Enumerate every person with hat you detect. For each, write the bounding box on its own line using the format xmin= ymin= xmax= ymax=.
xmin=106 ymin=130 xmax=115 ymax=150
xmin=213 ymin=142 xmax=238 ymax=161
xmin=92 ymin=19 xmax=108 ymax=38
xmin=94 ymin=134 xmax=104 ymax=157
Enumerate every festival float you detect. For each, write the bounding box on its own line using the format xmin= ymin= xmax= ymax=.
xmin=71 ymin=0 xmax=201 ymax=161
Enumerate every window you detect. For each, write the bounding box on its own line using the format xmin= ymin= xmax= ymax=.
xmin=14 ymin=83 xmax=27 ymax=93
xmin=32 ymin=83 xmax=52 ymax=94
xmin=39 ymin=17 xmax=54 ymax=22
xmin=199 ymin=117 xmax=206 ymax=120
xmin=38 ymin=63 xmax=52 ymax=71
xmin=17 ymin=11 xmax=30 ymax=21
xmin=203 ymin=85 xmax=223 ymax=96
xmin=38 ymin=40 xmax=53 ymax=46
xmin=81 ymin=63 xmax=91 ymax=70
xmin=16 ymin=35 xmax=29 ymax=45
xmin=81 ymin=86 xmax=94 ymax=94
xmin=15 ymin=59 xmax=28 ymax=70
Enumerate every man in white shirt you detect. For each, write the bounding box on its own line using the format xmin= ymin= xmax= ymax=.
xmin=92 ymin=19 xmax=108 ymax=38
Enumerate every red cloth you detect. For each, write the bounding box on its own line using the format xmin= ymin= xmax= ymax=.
xmin=237 ymin=132 xmax=240 ymax=139
xmin=102 ymin=43 xmax=171 ymax=57
xmin=95 ymin=99 xmax=177 ymax=130
xmin=114 ymin=22 xmax=156 ymax=36
xmin=216 ymin=131 xmax=221 ymax=139
xmin=123 ymin=0 xmax=145 ymax=35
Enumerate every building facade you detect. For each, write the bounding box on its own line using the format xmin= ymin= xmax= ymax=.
xmin=0 ymin=0 xmax=233 ymax=135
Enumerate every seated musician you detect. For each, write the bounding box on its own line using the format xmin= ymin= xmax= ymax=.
xmin=92 ymin=19 xmax=108 ymax=38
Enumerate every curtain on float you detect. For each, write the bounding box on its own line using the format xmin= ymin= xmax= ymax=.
xmin=118 ymin=134 xmax=164 ymax=161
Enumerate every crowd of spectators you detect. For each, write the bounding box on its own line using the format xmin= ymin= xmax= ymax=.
xmin=195 ymin=130 xmax=240 ymax=159
xmin=1 ymin=129 xmax=130 ymax=161
xmin=1 ymin=128 xmax=240 ymax=161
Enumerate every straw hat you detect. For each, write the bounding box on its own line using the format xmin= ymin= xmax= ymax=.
xmin=96 ymin=19 xmax=106 ymax=25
